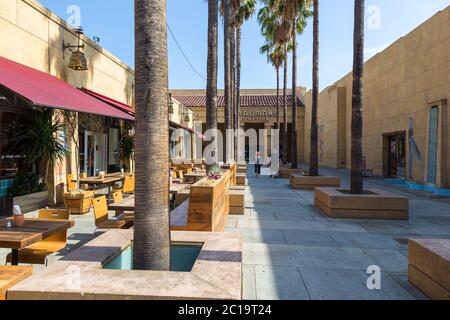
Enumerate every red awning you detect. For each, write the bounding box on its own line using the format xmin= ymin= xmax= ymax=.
xmin=0 ymin=56 xmax=134 ymax=120
xmin=81 ymin=88 xmax=135 ymax=116
xmin=83 ymin=87 xmax=206 ymax=140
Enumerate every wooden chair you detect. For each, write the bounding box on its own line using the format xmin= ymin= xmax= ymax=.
xmin=5 ymin=210 xmax=70 ymax=266
xmin=114 ymin=175 xmax=134 ymax=194
xmin=93 ymin=196 xmax=133 ymax=231
xmin=66 ymin=174 xmax=76 ymax=192
xmin=112 ymin=190 xmax=134 ymax=220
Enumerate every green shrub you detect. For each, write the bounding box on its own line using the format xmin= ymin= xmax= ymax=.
xmin=8 ymin=172 xmax=46 ymax=197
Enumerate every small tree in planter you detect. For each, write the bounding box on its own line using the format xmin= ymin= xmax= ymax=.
xmin=290 ymin=0 xmax=340 ymax=190
xmin=120 ymin=132 xmax=135 ymax=173
xmin=313 ymin=0 xmax=409 ymax=220
xmin=3 ymin=109 xmax=69 ymax=206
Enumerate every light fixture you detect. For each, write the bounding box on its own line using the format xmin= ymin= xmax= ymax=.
xmin=63 ymin=27 xmax=88 ymax=71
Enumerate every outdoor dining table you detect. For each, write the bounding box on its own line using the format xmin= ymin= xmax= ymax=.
xmin=73 ymin=173 xmax=131 ymax=201
xmin=108 ymin=184 xmax=190 ymax=213
xmin=0 ymin=218 xmax=74 ymax=266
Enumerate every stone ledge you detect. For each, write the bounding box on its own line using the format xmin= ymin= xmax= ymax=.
xmin=408 ymin=238 xmax=450 ymax=300
xmin=8 ymin=230 xmax=243 ymax=300
xmin=314 ymin=187 xmax=409 ymax=220
xmin=290 ymin=174 xmax=341 ymax=190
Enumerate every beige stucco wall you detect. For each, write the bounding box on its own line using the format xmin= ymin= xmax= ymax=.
xmin=304 ymin=6 xmax=450 ymax=187
xmin=0 ymin=0 xmax=135 ymax=105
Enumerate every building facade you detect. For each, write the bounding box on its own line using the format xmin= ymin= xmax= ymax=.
xmin=172 ymin=89 xmax=306 ymax=162
xmin=303 ymin=6 xmax=450 ymax=189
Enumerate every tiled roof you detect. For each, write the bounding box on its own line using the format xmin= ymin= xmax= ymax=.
xmin=172 ymin=94 xmax=304 ymax=108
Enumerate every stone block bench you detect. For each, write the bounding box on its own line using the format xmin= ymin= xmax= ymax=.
xmin=409 ymin=239 xmax=450 ymax=300
xmin=236 ymin=174 xmax=247 ymax=186
xmin=229 ymin=188 xmax=245 ymax=215
xmin=175 ymin=188 xmax=191 ymax=207
xmin=0 ymin=266 xmax=32 ymax=300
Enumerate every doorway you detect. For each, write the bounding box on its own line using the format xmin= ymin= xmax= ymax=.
xmin=83 ymin=131 xmax=107 ymax=176
xmin=427 ymin=106 xmax=439 ymax=186
xmin=383 ymin=132 xmax=406 ymax=178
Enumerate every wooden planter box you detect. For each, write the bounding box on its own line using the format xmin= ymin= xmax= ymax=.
xmin=186 ymin=171 xmax=231 ymax=232
xmin=229 ymin=189 xmax=245 ymax=215
xmin=1 ymin=191 xmax=48 ymax=215
xmin=221 ymin=163 xmax=237 ymax=187
xmin=63 ymin=190 xmax=94 ymax=215
xmin=315 ymin=188 xmax=409 ymax=220
xmin=278 ymin=167 xmax=303 ymax=179
xmin=408 ymin=239 xmax=450 ymax=300
xmin=290 ymin=174 xmax=341 ymax=190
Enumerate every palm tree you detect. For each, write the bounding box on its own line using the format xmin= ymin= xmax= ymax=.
xmin=133 ymin=0 xmax=170 ymax=271
xmin=351 ymin=0 xmax=365 ymax=194
xmin=260 ymin=43 xmax=284 ymax=130
xmin=207 ymin=0 xmax=219 ymax=170
xmin=309 ymin=0 xmax=319 ymax=176
xmin=223 ymin=0 xmax=233 ymax=163
xmin=287 ymin=0 xmax=312 ymax=170
xmin=234 ymin=0 xmax=256 ymax=160
xmin=258 ymin=3 xmax=289 ymax=164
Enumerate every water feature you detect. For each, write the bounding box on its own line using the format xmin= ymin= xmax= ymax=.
xmin=103 ymin=244 xmax=202 ymax=272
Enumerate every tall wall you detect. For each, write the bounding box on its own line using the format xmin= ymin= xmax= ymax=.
xmin=304 ymin=6 xmax=450 ymax=187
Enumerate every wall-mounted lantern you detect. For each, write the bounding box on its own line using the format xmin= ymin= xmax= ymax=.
xmin=63 ymin=28 xmax=88 ymax=71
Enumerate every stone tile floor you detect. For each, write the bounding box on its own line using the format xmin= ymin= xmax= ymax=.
xmin=2 ymin=165 xmax=450 ymax=300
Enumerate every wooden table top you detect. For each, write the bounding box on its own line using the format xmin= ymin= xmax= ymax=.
xmin=76 ymin=176 xmax=124 ymax=185
xmin=0 ymin=218 xmax=75 ymax=249
xmin=0 ymin=266 xmax=33 ymax=300
xmin=184 ymin=172 xmax=207 ymax=178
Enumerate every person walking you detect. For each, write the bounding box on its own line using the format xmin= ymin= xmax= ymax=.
xmin=255 ymin=151 xmax=262 ymax=178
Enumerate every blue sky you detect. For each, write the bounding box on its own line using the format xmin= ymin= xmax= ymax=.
xmin=39 ymin=0 xmax=450 ymax=91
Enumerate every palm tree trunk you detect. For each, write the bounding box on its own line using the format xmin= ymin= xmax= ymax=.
xmin=235 ymin=25 xmax=242 ymax=162
xmin=276 ymin=67 xmax=280 ymax=130
xmin=207 ymin=0 xmax=219 ymax=170
xmin=291 ymin=19 xmax=298 ymax=170
xmin=282 ymin=46 xmax=288 ymax=165
xmin=309 ymin=0 xmax=319 ymax=176
xmin=350 ymin=0 xmax=365 ymax=194
xmin=223 ymin=0 xmax=232 ymax=163
xmin=133 ymin=0 xmax=170 ymax=271
xmin=230 ymin=25 xmax=236 ymax=161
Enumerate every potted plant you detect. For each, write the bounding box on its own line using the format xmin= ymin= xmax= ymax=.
xmin=120 ymin=133 xmax=135 ymax=174
xmin=3 ymin=109 xmax=69 ymax=209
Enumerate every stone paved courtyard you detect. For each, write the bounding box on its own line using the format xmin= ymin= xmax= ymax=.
xmin=2 ymin=165 xmax=450 ymax=300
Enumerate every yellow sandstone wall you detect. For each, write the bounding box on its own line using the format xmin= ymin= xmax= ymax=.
xmin=0 ymin=0 xmax=135 ymax=105
xmin=304 ymin=6 xmax=450 ymax=187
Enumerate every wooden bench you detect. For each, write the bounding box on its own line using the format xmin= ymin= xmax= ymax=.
xmin=174 ymin=188 xmax=191 ymax=206
xmin=0 ymin=266 xmax=33 ymax=300
xmin=409 ymin=239 xmax=450 ymax=300
xmin=229 ymin=189 xmax=245 ymax=215
xmin=170 ymin=200 xmax=189 ymax=230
